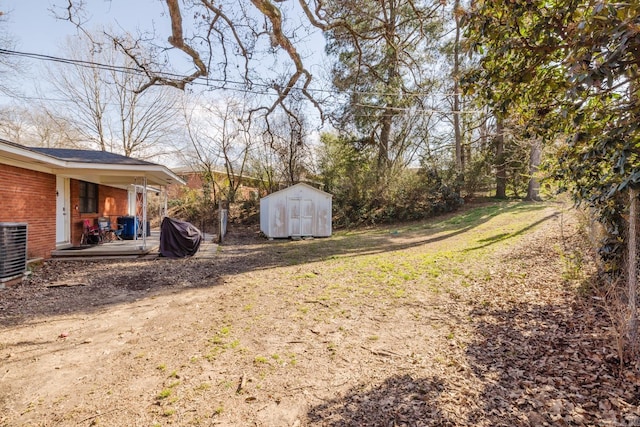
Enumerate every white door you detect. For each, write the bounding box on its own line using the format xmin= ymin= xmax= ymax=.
xmin=56 ymin=176 xmax=70 ymax=245
xmin=301 ymin=199 xmax=314 ymax=236
xmin=289 ymin=198 xmax=314 ymax=237
xmin=288 ymin=197 xmax=301 ymax=236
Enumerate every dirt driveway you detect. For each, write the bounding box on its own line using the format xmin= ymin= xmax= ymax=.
xmin=1 ymin=201 xmax=639 ymax=426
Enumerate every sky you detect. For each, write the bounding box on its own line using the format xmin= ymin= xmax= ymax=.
xmin=1 ymin=0 xmax=329 ymax=122
xmin=2 ymin=0 xmax=328 ymax=89
xmin=0 ymin=1 xmax=328 ymax=164
xmin=5 ymin=0 xmax=170 ymax=54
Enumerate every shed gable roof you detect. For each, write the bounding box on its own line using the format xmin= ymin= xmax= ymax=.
xmin=261 ymin=182 xmax=332 ymax=200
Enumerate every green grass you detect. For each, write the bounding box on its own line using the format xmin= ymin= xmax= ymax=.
xmin=183 ymin=201 xmax=558 ymax=404
xmin=156 ymin=389 xmax=172 ymax=400
xmin=269 ymin=201 xmax=559 ymax=304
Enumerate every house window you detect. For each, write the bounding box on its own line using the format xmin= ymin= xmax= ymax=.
xmin=79 ymin=181 xmax=98 ymax=213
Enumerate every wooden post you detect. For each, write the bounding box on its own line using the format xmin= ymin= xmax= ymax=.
xmin=218 ymin=202 xmax=223 ymax=244
xmin=628 ymin=187 xmax=638 ymax=354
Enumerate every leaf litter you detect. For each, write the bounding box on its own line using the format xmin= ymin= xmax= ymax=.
xmin=0 ymin=201 xmax=638 ymax=426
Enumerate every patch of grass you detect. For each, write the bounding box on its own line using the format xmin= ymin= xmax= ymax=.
xmin=195 ymin=383 xmax=211 ymax=391
xmin=254 ymin=356 xmax=268 ymax=364
xmin=156 ymin=364 xmax=166 ymax=372
xmin=156 ymin=389 xmax=172 ymax=400
xmin=287 ymin=353 xmax=298 ymax=366
xmin=219 ymin=380 xmax=234 ymax=389
xmin=557 ymin=245 xmax=585 ymax=282
xmin=206 ymin=326 xmax=242 ymax=360
xmin=393 ymin=288 xmax=407 ymax=298
xmin=163 ymin=408 xmax=176 ymax=416
xmin=327 ymin=342 xmax=337 ymax=357
xmin=294 ymin=272 xmax=318 ymax=279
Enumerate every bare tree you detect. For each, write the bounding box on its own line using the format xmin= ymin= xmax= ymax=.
xmin=46 ymin=31 xmax=180 ymax=158
xmin=0 ymin=105 xmax=28 ymax=143
xmin=248 ymin=134 xmax=281 ymax=195
xmin=260 ymin=100 xmax=314 ymax=186
xmin=57 ymin=0 xmax=331 ymax=126
xmin=0 ymin=9 xmax=25 ymax=98
xmin=182 ymin=95 xmax=254 ymax=203
xmin=0 ymin=104 xmax=81 ymax=147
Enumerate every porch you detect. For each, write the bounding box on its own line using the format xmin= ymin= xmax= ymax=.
xmin=51 ymin=231 xmax=161 ymax=259
xmin=50 ymin=231 xmax=218 ymax=260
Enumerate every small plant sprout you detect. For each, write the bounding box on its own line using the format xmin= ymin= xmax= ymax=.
xmin=254 ymin=356 xmax=268 ymax=364
xmin=157 ymin=389 xmax=172 ymax=400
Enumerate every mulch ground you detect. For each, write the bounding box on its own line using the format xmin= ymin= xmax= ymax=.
xmin=1 ymin=203 xmax=639 ymax=426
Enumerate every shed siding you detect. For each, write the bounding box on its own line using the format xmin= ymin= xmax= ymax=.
xmin=0 ymin=164 xmax=56 ymax=259
xmin=260 ymin=183 xmax=332 ymax=238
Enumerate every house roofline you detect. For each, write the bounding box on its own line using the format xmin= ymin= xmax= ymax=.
xmin=0 ymin=139 xmax=185 ymax=187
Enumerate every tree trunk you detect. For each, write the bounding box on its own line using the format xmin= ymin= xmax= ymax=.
xmin=628 ymin=188 xmax=638 ymax=356
xmin=453 ymin=0 xmax=463 ymax=176
xmin=526 ymin=140 xmax=542 ymax=201
xmin=494 ymin=117 xmax=507 ymax=199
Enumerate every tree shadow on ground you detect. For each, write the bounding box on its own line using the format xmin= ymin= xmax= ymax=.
xmin=0 ymin=201 xmax=554 ymax=327
xmin=464 ymin=300 xmax=640 ymax=425
xmin=306 ymin=374 xmax=454 ymax=426
xmin=303 ymin=300 xmax=640 ymax=426
xmin=219 ymin=201 xmax=553 ymax=271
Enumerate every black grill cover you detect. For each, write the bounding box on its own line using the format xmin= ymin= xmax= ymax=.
xmin=159 ymin=217 xmax=203 ymax=258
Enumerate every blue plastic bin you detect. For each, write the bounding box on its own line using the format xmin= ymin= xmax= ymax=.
xmin=117 ymin=216 xmax=139 ymax=240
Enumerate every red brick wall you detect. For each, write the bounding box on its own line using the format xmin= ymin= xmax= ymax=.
xmin=0 ymin=164 xmax=56 ymax=259
xmin=167 ymin=171 xmax=263 ymax=201
xmin=0 ymin=164 xmax=131 ymax=257
xmin=69 ymin=180 xmax=129 ymax=246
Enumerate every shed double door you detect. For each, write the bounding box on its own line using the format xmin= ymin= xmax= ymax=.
xmin=288 ymin=197 xmax=314 ymax=236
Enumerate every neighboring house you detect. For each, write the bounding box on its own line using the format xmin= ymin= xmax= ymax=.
xmin=0 ymin=139 xmax=184 ymax=261
xmin=170 ymin=166 xmax=265 ymax=202
xmin=260 ymin=183 xmax=332 ymax=239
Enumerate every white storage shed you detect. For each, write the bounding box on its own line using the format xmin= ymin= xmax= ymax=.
xmin=260 ymin=183 xmax=332 ymax=238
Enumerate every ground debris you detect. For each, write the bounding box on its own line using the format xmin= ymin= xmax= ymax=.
xmin=1 ymin=205 xmax=638 ymax=426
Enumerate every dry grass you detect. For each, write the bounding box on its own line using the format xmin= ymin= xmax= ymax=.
xmin=1 ymin=200 xmax=637 ymax=426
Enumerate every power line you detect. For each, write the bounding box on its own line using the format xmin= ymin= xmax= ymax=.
xmin=0 ymin=47 xmax=468 ymax=100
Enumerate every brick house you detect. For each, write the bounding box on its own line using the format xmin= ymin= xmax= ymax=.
xmin=0 ymin=139 xmax=183 ymax=260
xmin=169 ymin=166 xmax=265 ymax=202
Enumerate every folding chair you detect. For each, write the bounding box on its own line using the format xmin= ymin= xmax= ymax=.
xmin=81 ymin=219 xmax=100 ymax=245
xmin=98 ymin=217 xmax=123 ymax=242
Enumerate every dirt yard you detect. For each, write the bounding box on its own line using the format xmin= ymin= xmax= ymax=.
xmin=1 ymin=201 xmax=639 ymax=426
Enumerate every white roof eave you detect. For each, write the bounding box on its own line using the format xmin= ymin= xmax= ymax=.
xmin=1 ymin=142 xmax=185 ymax=187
